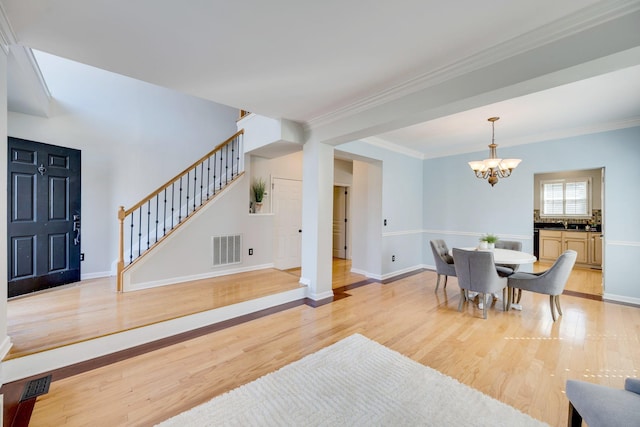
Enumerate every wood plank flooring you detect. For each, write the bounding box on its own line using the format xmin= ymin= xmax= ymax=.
xmin=6 ymin=269 xmax=303 ymax=359
xmin=24 ymin=263 xmax=638 ymax=427
xmin=535 ymin=261 xmax=603 ymax=296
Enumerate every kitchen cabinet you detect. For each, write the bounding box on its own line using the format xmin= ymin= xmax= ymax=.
xmin=539 ymin=230 xmax=563 ymax=261
xmin=563 ymin=231 xmax=589 ymax=264
xmin=539 ymin=230 xmax=601 ymax=267
xmin=590 ymin=233 xmax=603 ymax=266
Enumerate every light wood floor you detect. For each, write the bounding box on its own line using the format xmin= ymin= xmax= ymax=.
xmin=26 ymin=264 xmax=638 ymax=427
xmin=5 ymin=258 xmax=365 ymax=359
xmin=5 ymin=269 xmax=304 ymax=359
xmin=535 ymin=262 xmax=603 ymax=296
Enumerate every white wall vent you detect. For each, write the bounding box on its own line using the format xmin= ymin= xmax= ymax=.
xmin=212 ymin=234 xmax=242 ymax=266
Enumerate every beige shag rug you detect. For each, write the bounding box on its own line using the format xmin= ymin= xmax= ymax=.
xmin=157 ymin=334 xmax=548 ymax=426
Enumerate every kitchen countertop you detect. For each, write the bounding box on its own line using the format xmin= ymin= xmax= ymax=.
xmin=536 ymin=227 xmax=600 ymax=232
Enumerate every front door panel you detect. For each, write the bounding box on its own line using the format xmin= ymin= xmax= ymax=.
xmin=7 ymin=137 xmax=81 ymax=297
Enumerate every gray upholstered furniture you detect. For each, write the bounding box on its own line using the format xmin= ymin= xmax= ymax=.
xmin=507 ymin=250 xmax=577 ymax=321
xmin=495 ymin=240 xmax=523 ymax=300
xmin=566 ymin=378 xmax=640 ymax=427
xmin=494 ymin=240 xmax=522 ymax=273
xmin=452 ymin=248 xmax=508 ymax=319
xmin=430 ymin=240 xmax=456 ymax=292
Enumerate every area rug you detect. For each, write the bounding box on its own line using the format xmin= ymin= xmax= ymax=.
xmin=157 ymin=334 xmax=548 ymax=426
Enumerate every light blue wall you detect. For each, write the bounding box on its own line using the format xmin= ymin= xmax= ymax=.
xmin=338 ymin=141 xmax=424 ymax=278
xmin=423 ymin=126 xmax=640 ymax=303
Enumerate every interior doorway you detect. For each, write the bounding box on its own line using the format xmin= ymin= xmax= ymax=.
xmin=272 ymin=178 xmax=302 ymax=269
xmin=533 ymin=168 xmax=604 ymax=297
xmin=332 ymin=186 xmax=349 ymax=259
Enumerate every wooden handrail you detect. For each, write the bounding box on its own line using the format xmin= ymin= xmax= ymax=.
xmin=116 ymin=129 xmax=244 ymax=292
xmin=123 ymin=129 xmax=244 ymax=217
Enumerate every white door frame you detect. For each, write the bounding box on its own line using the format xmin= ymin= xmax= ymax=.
xmin=272 ymin=177 xmax=303 ymax=269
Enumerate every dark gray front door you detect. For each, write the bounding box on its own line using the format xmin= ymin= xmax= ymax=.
xmin=7 ymin=137 xmax=81 ymax=298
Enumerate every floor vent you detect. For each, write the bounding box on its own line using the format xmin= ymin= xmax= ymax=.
xmin=20 ymin=375 xmax=52 ymax=401
xmin=212 ymin=234 xmax=242 ymax=266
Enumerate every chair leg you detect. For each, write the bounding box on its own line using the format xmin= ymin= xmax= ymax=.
xmin=511 ymin=288 xmax=522 ymax=303
xmin=435 ymin=275 xmax=441 ymax=292
xmin=482 ymin=293 xmax=488 ymax=319
xmin=549 ymin=295 xmax=557 ymax=321
xmin=458 ymin=291 xmax=465 ymax=312
xmin=568 ymin=402 xmax=582 ymax=427
xmin=555 ymin=295 xmax=563 ymax=317
xmin=502 ymin=288 xmax=508 ymax=311
xmin=443 ymin=275 xmax=448 ymax=289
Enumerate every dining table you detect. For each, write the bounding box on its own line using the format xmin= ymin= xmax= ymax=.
xmin=458 ymin=247 xmax=537 ymax=265
xmin=454 ymin=247 xmax=537 ymax=310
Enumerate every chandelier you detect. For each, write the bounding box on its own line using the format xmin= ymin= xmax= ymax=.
xmin=468 ymin=117 xmax=521 ymax=187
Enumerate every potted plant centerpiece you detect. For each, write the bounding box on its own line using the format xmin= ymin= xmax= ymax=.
xmin=252 ymin=177 xmax=266 ymax=213
xmin=479 ymin=233 xmax=499 ymax=250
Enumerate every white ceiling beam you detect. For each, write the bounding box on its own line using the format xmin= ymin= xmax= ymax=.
xmin=306 ymin=10 xmax=640 ymax=146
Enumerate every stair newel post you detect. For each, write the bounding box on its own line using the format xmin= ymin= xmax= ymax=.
xmin=117 ymin=206 xmax=126 ymax=292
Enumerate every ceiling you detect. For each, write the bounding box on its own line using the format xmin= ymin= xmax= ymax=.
xmin=2 ymin=0 xmax=640 ymax=158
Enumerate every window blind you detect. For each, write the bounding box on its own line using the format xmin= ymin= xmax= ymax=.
xmin=543 ymin=182 xmax=564 ymax=215
xmin=541 ymin=179 xmax=590 ymax=217
xmin=565 ymin=181 xmax=588 ymax=215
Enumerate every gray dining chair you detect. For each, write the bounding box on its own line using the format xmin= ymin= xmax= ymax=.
xmin=430 ymin=240 xmax=456 ymax=292
xmin=495 ymin=240 xmax=523 ymax=302
xmin=494 ymin=240 xmax=522 ymax=273
xmin=452 ymin=248 xmax=509 ymax=319
xmin=507 ymin=250 xmax=577 ymax=321
xmin=566 ymin=378 xmax=640 ymax=427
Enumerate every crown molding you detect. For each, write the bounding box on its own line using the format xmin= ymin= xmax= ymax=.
xmin=420 ymin=117 xmax=640 ymax=160
xmin=305 ymin=0 xmax=640 ymax=131
xmin=502 ymin=117 xmax=640 ymax=149
xmin=361 ymin=136 xmax=425 ymax=160
xmin=0 ymin=1 xmax=17 ymax=54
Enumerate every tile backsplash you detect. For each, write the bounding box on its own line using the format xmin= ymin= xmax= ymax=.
xmin=533 ymin=209 xmax=601 ymax=226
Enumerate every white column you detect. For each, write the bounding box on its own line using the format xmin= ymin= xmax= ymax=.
xmin=0 ymin=47 xmax=11 ymax=381
xmin=300 ymin=140 xmax=334 ymax=301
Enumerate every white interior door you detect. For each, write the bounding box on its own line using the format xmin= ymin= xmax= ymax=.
xmin=273 ymin=178 xmax=302 ymax=269
xmin=333 ymin=186 xmax=347 ymax=259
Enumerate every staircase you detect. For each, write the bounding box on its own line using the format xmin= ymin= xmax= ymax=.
xmin=116 ymin=130 xmax=244 ymax=291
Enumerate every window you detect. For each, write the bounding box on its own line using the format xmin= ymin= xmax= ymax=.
xmin=541 ymin=178 xmax=591 ymax=217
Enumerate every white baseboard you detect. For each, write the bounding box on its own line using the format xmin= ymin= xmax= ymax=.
xmin=380 ymin=265 xmax=424 ymax=281
xmin=0 ymin=336 xmax=13 ymax=361
xmin=298 ymin=277 xmax=311 ymax=286
xmin=81 ymin=271 xmax=111 ymax=280
xmin=124 ymin=263 xmax=275 ymax=292
xmin=351 ymin=265 xmax=427 ymax=282
xmin=603 ymin=293 xmax=640 ymax=306
xmin=350 ymin=268 xmax=381 ymax=280
xmin=307 ymin=290 xmax=334 ymax=301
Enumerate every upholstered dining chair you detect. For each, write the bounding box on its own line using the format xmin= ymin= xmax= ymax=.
xmin=452 ymin=248 xmax=509 ymax=319
xmin=494 ymin=240 xmax=522 ymax=273
xmin=495 ymin=240 xmax=523 ymax=302
xmin=430 ymin=240 xmax=456 ymax=292
xmin=506 ymin=250 xmax=577 ymax=321
xmin=566 ymin=378 xmax=640 ymax=427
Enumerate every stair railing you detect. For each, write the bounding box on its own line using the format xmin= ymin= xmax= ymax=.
xmin=117 ymin=129 xmax=244 ymax=291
